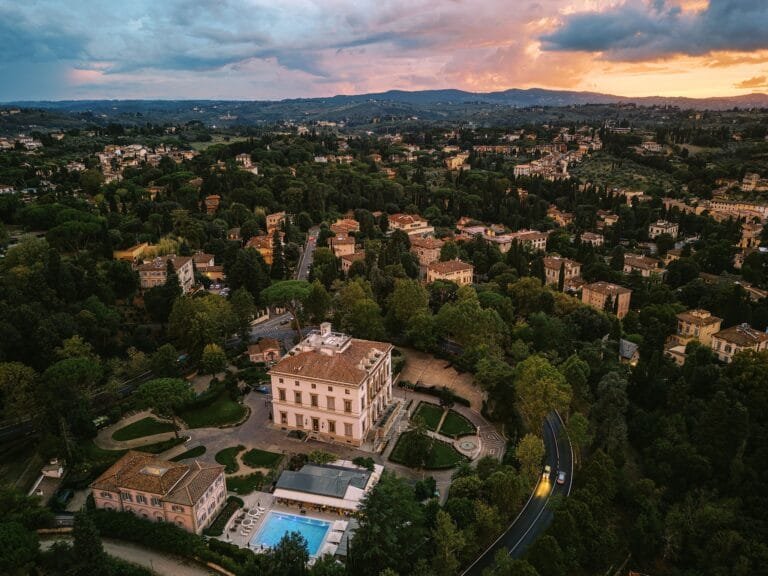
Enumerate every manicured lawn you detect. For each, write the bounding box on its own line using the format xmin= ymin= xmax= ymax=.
xmin=438 ymin=410 xmax=477 ymax=438
xmin=226 ymin=471 xmax=267 ymax=495
xmin=242 ymin=448 xmax=282 ymax=469
xmin=178 ymin=391 xmax=247 ymax=429
xmin=170 ymin=445 xmax=207 ymax=462
xmin=389 ymin=431 xmax=466 ymax=470
xmin=413 ymin=402 xmax=444 ymax=431
xmin=137 ymin=437 xmax=187 ymax=454
xmin=111 ymin=417 xmax=175 ymax=441
xmin=215 ymin=445 xmax=245 ymax=474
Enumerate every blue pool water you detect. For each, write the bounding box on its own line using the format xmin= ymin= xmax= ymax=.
xmin=250 ymin=512 xmax=331 ymax=555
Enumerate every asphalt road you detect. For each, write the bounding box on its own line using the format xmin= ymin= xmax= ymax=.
xmin=462 ymin=411 xmax=573 ymax=576
xmin=295 ymin=226 xmax=319 ymax=281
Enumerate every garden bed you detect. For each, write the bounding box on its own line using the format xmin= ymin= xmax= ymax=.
xmin=226 ymin=471 xmax=268 ymax=495
xmin=412 ymin=402 xmax=443 ymax=431
xmin=170 ymin=445 xmax=207 ymax=461
xmin=389 ymin=431 xmax=466 ymax=470
xmin=111 ymin=417 xmax=175 ymax=441
xmin=242 ymin=448 xmax=282 ymax=469
xmin=178 ymin=389 xmax=247 ymax=429
xmin=203 ymin=496 xmax=243 ymax=536
xmin=438 ymin=410 xmax=477 ymax=438
xmin=215 ymin=445 xmax=245 ymax=473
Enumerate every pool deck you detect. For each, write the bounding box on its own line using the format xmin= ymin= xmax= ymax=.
xmin=217 ymin=490 xmax=350 ymax=556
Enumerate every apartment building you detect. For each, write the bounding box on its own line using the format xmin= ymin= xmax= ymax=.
xmin=543 ymin=256 xmax=581 ymax=288
xmin=269 ymin=323 xmax=393 ymax=446
xmin=711 ymin=324 xmax=768 ymax=363
xmin=580 ymin=232 xmax=604 ymax=248
xmin=266 ymin=212 xmax=286 ymax=233
xmin=90 ymin=451 xmax=226 ymax=534
xmin=246 ymin=234 xmax=282 ymax=266
xmin=623 ymin=255 xmax=663 ymax=278
xmin=648 ymin=220 xmax=679 ymax=239
xmin=388 ymin=213 xmax=435 ymax=238
xmin=410 ymin=237 xmax=444 ymax=275
xmin=581 ymin=281 xmax=632 ymax=319
xmin=137 ymin=255 xmax=194 ymax=294
xmin=426 ymin=260 xmax=474 ymax=286
xmin=740 ymin=222 xmax=763 ymax=249
xmin=329 ymin=234 xmax=356 ymax=258
xmin=508 ymin=230 xmax=548 ymax=252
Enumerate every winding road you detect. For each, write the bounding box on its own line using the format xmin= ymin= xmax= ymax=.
xmin=462 ymin=411 xmax=573 ymax=575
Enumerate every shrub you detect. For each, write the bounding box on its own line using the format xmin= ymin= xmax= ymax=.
xmin=203 ymin=496 xmax=243 ymax=536
xmin=242 ymin=448 xmax=283 ymax=469
xmin=352 ymin=456 xmax=375 ymax=471
xmin=398 ymin=381 xmax=471 ymax=407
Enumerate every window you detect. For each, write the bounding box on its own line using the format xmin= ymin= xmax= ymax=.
xmin=311 ymin=394 xmax=318 ymax=407
xmin=278 ymin=388 xmax=286 ymax=401
xmin=327 ymin=386 xmax=333 ymax=392
xmin=344 ymin=423 xmax=353 ymax=437
xmin=344 ymin=399 xmax=352 ymax=413
xmin=326 ymin=397 xmax=335 ymax=411
xmin=295 ymin=413 xmax=304 ymax=428
xmin=311 ymin=383 xmax=316 ymax=389
xmin=279 ymin=378 xmax=284 ymax=384
xmin=121 ymin=492 xmax=132 ymax=502
xmin=328 ymin=420 xmax=336 ymax=434
xmin=280 ymin=411 xmax=288 ymax=425
xmin=312 ymin=418 xmax=319 ymax=432
xmin=361 ymin=398 xmax=365 ymax=411
xmin=294 ymin=380 xmax=300 ymax=386
xmin=171 ymin=505 xmax=184 ymax=512
xmin=151 ymin=497 xmax=160 ymax=507
xmin=100 ymin=492 xmax=113 ymax=499
xmin=136 ymin=494 xmax=147 ymax=505
xmin=294 ymin=391 xmax=302 ymax=404
xmin=345 ymin=389 xmax=350 ymax=395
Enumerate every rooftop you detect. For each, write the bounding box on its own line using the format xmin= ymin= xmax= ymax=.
xmin=410 ymin=237 xmax=445 ymax=250
xmin=428 ymin=259 xmax=473 ymax=274
xmin=677 ymin=309 xmax=722 ymax=327
xmin=714 ymin=324 xmax=768 ymax=347
xmin=275 ymin=463 xmax=372 ymax=499
xmin=584 ymin=281 xmax=632 ymax=296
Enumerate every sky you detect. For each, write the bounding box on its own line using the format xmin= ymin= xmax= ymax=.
xmin=2 ymin=0 xmax=768 ymax=101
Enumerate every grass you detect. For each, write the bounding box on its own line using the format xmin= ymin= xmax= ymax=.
xmin=226 ymin=471 xmax=267 ymax=495
xmin=242 ymin=448 xmax=282 ymax=469
xmin=439 ymin=410 xmax=477 ymax=438
xmin=178 ymin=390 xmax=247 ymax=429
xmin=170 ymin=445 xmax=207 ymax=462
xmin=389 ymin=431 xmax=466 ymax=470
xmin=215 ymin=445 xmax=245 ymax=474
xmin=111 ymin=417 xmax=175 ymax=441
xmin=413 ymin=402 xmax=444 ymax=431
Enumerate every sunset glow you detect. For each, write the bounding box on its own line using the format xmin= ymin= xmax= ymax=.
xmin=1 ymin=0 xmax=766 ymax=100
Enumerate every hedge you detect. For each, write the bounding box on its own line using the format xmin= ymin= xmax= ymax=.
xmin=203 ymin=496 xmax=244 ymax=537
xmin=90 ymin=509 xmax=255 ymax=575
xmin=398 ymin=381 xmax=471 ymax=407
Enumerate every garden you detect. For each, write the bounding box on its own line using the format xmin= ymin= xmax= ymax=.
xmin=412 ymin=401 xmax=477 ymax=438
xmin=389 ymin=431 xmax=466 ymax=470
xmin=111 ymin=417 xmax=175 ymax=441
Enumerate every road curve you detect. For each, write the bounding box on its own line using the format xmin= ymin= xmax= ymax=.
xmin=462 ymin=411 xmax=573 ymax=576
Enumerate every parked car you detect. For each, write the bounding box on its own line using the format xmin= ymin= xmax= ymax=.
xmin=557 ymin=470 xmax=567 ymax=485
xmin=542 ymin=464 xmax=552 ymax=480
xmin=252 ymin=384 xmax=270 ymax=394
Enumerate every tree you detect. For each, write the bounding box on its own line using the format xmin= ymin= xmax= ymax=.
xmin=432 ymin=510 xmax=464 ymax=576
xmin=267 ymin=531 xmax=309 ymax=576
xmin=70 ymin=511 xmax=107 ymax=576
xmin=200 ymin=343 xmax=227 ymax=378
xmin=150 ymin=343 xmax=179 ymax=378
xmin=226 ymin=248 xmax=271 ymax=300
xmin=348 ymin=473 xmax=427 ymax=576
xmin=592 ymin=372 xmax=628 ymax=455
xmin=401 ymin=416 xmax=432 ymax=469
xmin=387 ymin=278 xmax=429 ymax=333
xmin=261 ymin=280 xmax=312 ymax=338
xmin=271 ymin=229 xmax=286 ymax=280
xmin=514 ymin=355 xmax=572 ymax=431
xmin=303 ymin=280 xmax=331 ymax=324
xmin=0 ymin=522 xmax=38 ymax=576
xmin=0 ymin=362 xmax=38 ymax=423
xmin=343 ymin=298 xmax=386 ymax=341
xmin=231 ymin=286 xmax=257 ymax=339
xmin=168 ymin=295 xmax=237 ymax=359
xmin=516 ymin=433 xmax=546 ymax=485
xmin=137 ymin=378 xmax=194 ymax=437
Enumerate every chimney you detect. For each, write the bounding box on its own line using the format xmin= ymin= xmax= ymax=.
xmin=320 ymin=322 xmax=332 ymax=336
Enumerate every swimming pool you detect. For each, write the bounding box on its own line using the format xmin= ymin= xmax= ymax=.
xmin=250 ymin=512 xmax=331 ymax=556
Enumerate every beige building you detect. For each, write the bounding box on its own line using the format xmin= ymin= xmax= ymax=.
xmin=114 ymin=243 xmax=149 ymax=263
xmin=193 ymin=252 xmax=225 ymax=282
xmin=331 ymin=218 xmax=360 ymax=236
xmin=623 ymin=255 xmax=663 ymax=278
xmin=543 ymin=256 xmax=581 ymax=288
xmin=426 ymin=259 xmax=474 ymax=286
xmin=138 ymin=255 xmax=194 ymax=294
xmin=677 ymin=309 xmax=723 ymax=347
xmin=711 ymin=323 xmax=768 ymax=363
xmin=508 ymin=230 xmax=548 ymax=252
xmin=581 ymin=281 xmax=632 ymax=319
xmin=388 ymin=213 xmax=435 ymax=238
xmin=90 ymin=451 xmax=226 ymax=534
xmin=248 ymin=338 xmax=282 ymax=365
xmin=740 ymin=222 xmax=763 ymax=249
xmin=329 ymin=234 xmax=356 ymax=257
xmin=246 ymin=234 xmax=283 ymax=266
xmin=269 ymin=323 xmax=393 ymax=447
xmin=410 ymin=237 xmax=444 ymax=275
xmin=341 ymin=251 xmax=366 ymax=274
xmin=266 ymin=211 xmax=286 ymax=233
xmin=580 ymin=232 xmax=604 ymax=248
xmin=648 ymin=220 xmax=679 ymax=239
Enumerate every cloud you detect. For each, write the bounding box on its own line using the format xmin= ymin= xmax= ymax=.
xmin=542 ymin=0 xmax=768 ymax=61
xmin=734 ymin=75 xmax=768 ymax=89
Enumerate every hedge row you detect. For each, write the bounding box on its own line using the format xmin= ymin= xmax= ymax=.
xmin=203 ymin=496 xmax=244 ymax=537
xmin=398 ymin=380 xmax=471 ymax=407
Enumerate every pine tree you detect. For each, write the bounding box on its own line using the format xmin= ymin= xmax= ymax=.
xmin=271 ymin=229 xmax=286 ymax=279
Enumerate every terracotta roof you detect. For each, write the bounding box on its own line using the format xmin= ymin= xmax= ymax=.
xmin=246 ymin=236 xmax=273 ymax=249
xmin=428 ymin=259 xmax=473 ymax=274
xmin=331 ymin=235 xmax=355 ymax=245
xmin=677 ymin=309 xmax=722 ymax=327
xmin=248 ymin=338 xmax=281 ymax=354
xmin=580 ymin=232 xmax=604 ymax=240
xmin=714 ymin=324 xmax=768 ymax=347
xmin=410 ymin=237 xmax=444 ymax=250
xmin=543 ymin=256 xmax=580 ymax=270
xmin=270 ymin=338 xmax=393 ymax=386
xmin=90 ymin=451 xmax=189 ymax=495
xmin=340 ymin=252 xmax=366 ymax=263
xmin=389 ymin=213 xmax=427 ymax=226
xmin=165 ymin=461 xmax=224 ymax=506
xmin=192 ymin=253 xmax=215 ymax=265
xmin=584 ymin=281 xmax=631 ymax=296
xmin=137 ymin=256 xmax=192 ymax=272
xmin=624 ymin=255 xmax=661 ymax=270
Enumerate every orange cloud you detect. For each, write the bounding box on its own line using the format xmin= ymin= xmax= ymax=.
xmin=734 ymin=75 xmax=768 ymax=89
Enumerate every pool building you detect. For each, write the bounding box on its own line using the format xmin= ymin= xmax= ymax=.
xmin=273 ymin=460 xmax=384 ymax=514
